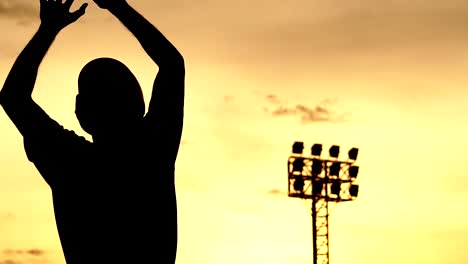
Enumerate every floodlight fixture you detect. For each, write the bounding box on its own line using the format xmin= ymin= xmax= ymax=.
xmin=287 ymin=141 xmax=362 ymax=264
xmin=349 ymin=184 xmax=359 ymax=197
xmin=348 ymin=148 xmax=359 ymax=161
xmin=293 ymin=141 xmax=304 ymax=154
xmin=331 ymin=180 xmax=341 ymax=196
xmin=292 ymin=158 xmax=305 ymax=173
xmin=293 ymin=176 xmax=305 ymax=192
xmin=312 ymin=159 xmax=323 ymax=175
xmin=311 ymin=144 xmax=323 ymax=156
xmin=349 ymin=166 xmax=359 ymax=179
xmin=329 ymin=162 xmax=341 ymax=176
xmin=329 ymin=145 xmax=340 ymax=158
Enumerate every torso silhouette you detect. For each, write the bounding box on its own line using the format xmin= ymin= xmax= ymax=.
xmin=0 ymin=1 xmax=185 ymax=263
xmin=23 ymin=112 xmax=179 ymax=263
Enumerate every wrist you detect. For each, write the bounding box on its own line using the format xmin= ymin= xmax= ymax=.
xmin=38 ymin=23 xmax=61 ymax=36
xmin=107 ymin=1 xmax=129 ymax=14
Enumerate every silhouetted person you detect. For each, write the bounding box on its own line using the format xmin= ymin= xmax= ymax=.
xmin=0 ymin=0 xmax=184 ymax=263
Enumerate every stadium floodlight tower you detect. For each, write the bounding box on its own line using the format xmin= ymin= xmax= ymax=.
xmin=287 ymin=142 xmax=361 ymax=264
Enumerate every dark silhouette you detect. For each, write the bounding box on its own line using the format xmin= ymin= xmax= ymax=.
xmin=0 ymin=0 xmax=184 ymax=263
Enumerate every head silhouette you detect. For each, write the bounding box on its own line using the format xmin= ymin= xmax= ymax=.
xmin=76 ymin=58 xmax=145 ymax=137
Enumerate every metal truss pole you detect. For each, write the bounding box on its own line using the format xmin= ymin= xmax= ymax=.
xmin=314 ymin=197 xmax=330 ymax=264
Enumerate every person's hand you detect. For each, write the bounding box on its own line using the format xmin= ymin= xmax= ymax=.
xmin=40 ymin=0 xmax=88 ymax=33
xmin=93 ymin=0 xmax=126 ymax=10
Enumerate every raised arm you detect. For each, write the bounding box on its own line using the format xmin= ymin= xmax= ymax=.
xmin=95 ymin=0 xmax=185 ymax=159
xmin=0 ymin=0 xmax=87 ymax=137
xmin=94 ymin=0 xmax=184 ymax=67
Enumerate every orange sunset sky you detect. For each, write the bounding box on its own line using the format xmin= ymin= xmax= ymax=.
xmin=1 ymin=0 xmax=468 ymax=263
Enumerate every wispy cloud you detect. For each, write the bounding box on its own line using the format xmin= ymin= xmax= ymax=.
xmin=267 ymin=189 xmax=285 ymax=196
xmin=0 ymin=248 xmax=48 ymax=264
xmin=0 ymin=0 xmax=37 ymax=25
xmin=266 ymin=94 xmax=280 ymax=105
xmin=223 ymin=95 xmax=234 ymax=103
xmin=0 ymin=213 xmax=14 ymax=220
xmin=0 ymin=260 xmax=21 ymax=264
xmin=265 ymin=95 xmax=344 ymax=124
xmin=272 ymin=104 xmax=332 ymax=122
xmin=3 ymin=249 xmax=46 ymax=257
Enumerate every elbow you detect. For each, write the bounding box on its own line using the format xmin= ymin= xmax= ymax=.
xmin=174 ymin=51 xmax=185 ymax=65
xmin=175 ymin=53 xmax=185 ymax=69
xmin=0 ymin=88 xmax=31 ymax=107
xmin=0 ymin=90 xmax=4 ymax=106
xmin=158 ymin=50 xmax=185 ymax=72
xmin=174 ymin=54 xmax=185 ymax=73
xmin=0 ymin=89 xmax=9 ymax=107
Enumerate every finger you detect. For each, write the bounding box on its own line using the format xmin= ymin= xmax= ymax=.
xmin=64 ymin=0 xmax=74 ymax=10
xmin=70 ymin=3 xmax=88 ymax=22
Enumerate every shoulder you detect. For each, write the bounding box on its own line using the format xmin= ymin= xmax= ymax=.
xmin=24 ymin=125 xmax=91 ymax=162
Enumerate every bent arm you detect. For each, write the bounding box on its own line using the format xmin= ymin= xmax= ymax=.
xmin=107 ymin=2 xmax=184 ymax=67
xmin=0 ymin=26 xmax=59 ymax=137
xmin=1 ymin=26 xmax=57 ymax=100
xmin=107 ymin=2 xmax=185 ymax=159
xmin=1 ymin=0 xmax=87 ymax=137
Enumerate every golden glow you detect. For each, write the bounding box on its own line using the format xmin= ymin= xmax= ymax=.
xmin=1 ymin=1 xmax=468 ymax=263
